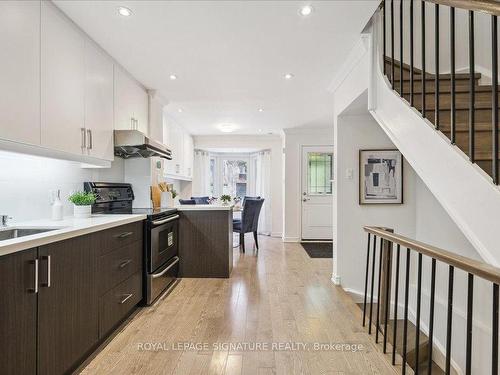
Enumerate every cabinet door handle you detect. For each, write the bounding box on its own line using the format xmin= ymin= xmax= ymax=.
xmin=130 ymin=117 xmax=134 ymax=130
xmin=41 ymin=255 xmax=51 ymax=287
xmin=81 ymin=128 xmax=86 ymax=149
xmin=87 ymin=129 xmax=93 ymax=150
xmin=115 ymin=231 xmax=133 ymax=239
xmin=119 ymin=259 xmax=132 ymax=269
xmin=119 ymin=293 xmax=133 ymax=304
xmin=30 ymin=259 xmax=39 ymax=294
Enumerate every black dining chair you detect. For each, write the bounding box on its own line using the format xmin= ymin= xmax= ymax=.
xmin=179 ymin=199 xmax=196 ymax=205
xmin=233 ymin=198 xmax=264 ymax=252
xmin=242 ymin=196 xmax=260 ymax=206
xmin=191 ymin=196 xmax=210 ymax=204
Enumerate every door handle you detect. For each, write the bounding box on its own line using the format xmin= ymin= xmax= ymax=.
xmin=115 ymin=231 xmax=133 ymax=239
xmin=41 ymin=255 xmax=51 ymax=287
xmin=302 ymin=198 xmax=310 ymax=202
xmin=87 ymin=129 xmax=93 ymax=150
xmin=119 ymin=293 xmax=133 ymax=304
xmin=119 ymin=259 xmax=132 ymax=269
xmin=152 ymin=256 xmax=180 ymax=279
xmin=30 ymin=259 xmax=39 ymax=294
xmin=81 ymin=128 xmax=86 ymax=149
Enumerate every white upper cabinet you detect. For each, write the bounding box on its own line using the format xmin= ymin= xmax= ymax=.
xmin=163 ymin=115 xmax=193 ymax=180
xmin=183 ymin=134 xmax=194 ymax=178
xmin=41 ymin=1 xmax=85 ymax=156
xmin=0 ymin=1 xmax=40 ymax=145
xmin=84 ymin=41 xmax=114 ymax=161
xmin=114 ymin=67 xmax=149 ymax=135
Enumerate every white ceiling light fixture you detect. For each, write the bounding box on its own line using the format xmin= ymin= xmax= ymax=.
xmin=118 ymin=6 xmax=133 ymax=17
xmin=299 ymin=5 xmax=314 ymax=16
xmin=218 ymin=123 xmax=237 ymax=133
xmin=284 ymin=73 xmax=294 ymax=80
xmin=258 ymin=108 xmax=264 ymax=112
xmin=169 ymin=74 xmax=177 ymax=80
xmin=177 ymin=108 xmax=183 ymax=113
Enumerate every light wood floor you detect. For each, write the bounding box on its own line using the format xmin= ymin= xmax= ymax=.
xmin=80 ymin=236 xmax=397 ymax=375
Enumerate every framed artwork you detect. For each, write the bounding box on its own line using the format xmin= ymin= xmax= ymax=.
xmin=359 ymin=149 xmax=403 ymax=204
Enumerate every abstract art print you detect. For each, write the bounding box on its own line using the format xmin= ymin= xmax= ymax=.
xmin=359 ymin=149 xmax=403 ymax=204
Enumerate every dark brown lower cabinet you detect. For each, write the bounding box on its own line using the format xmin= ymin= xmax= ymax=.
xmin=0 ymin=248 xmax=38 ymax=375
xmin=38 ymin=234 xmax=99 ymax=375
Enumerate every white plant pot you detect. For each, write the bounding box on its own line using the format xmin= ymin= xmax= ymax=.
xmin=73 ymin=205 xmax=92 ymax=219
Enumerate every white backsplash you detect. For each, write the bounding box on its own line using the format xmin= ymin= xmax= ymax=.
xmin=0 ymin=151 xmax=125 ymax=222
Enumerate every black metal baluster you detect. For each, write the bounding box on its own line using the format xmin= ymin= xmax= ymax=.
xmin=392 ymin=244 xmax=401 ymax=365
xmin=363 ymin=233 xmax=371 ymax=327
xmin=383 ymin=0 xmax=386 ymax=76
xmin=409 ymin=0 xmax=414 ymax=105
xmin=466 ymin=273 xmax=474 ymax=375
xmin=421 ymin=0 xmax=426 ymax=118
xmin=402 ymin=248 xmax=411 ymax=375
xmin=435 ymin=4 xmax=440 ymax=129
xmin=445 ymin=265 xmax=455 ymax=375
xmin=369 ymin=235 xmax=377 ymax=334
xmin=469 ymin=11 xmax=475 ymax=162
xmin=383 ymin=241 xmax=392 ymax=353
xmin=415 ymin=253 xmax=423 ymax=375
xmin=375 ymin=237 xmax=383 ymax=343
xmin=427 ymin=258 xmax=436 ymax=375
xmin=399 ymin=0 xmax=403 ymax=96
xmin=391 ymin=0 xmax=395 ymax=86
xmin=450 ymin=7 xmax=456 ymax=143
xmin=492 ymin=15 xmax=498 ymax=184
xmin=493 ymin=283 xmax=499 ymax=375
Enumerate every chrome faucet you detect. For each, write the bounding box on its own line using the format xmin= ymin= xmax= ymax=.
xmin=1 ymin=215 xmax=11 ymax=227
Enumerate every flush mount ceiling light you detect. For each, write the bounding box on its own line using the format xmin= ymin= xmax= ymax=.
xmin=177 ymin=108 xmax=183 ymax=113
xmin=284 ymin=73 xmax=294 ymax=80
xmin=299 ymin=5 xmax=313 ymax=16
xmin=169 ymin=74 xmax=177 ymax=80
xmin=118 ymin=6 xmax=133 ymax=17
xmin=218 ymin=123 xmax=237 ymax=133
xmin=258 ymin=108 xmax=264 ymax=112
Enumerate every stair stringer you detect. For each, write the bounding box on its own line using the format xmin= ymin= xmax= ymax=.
xmin=368 ymin=28 xmax=500 ymax=267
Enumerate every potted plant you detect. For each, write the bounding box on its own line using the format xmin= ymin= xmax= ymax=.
xmin=68 ymin=191 xmax=96 ymax=219
xmin=220 ymin=194 xmax=232 ymax=206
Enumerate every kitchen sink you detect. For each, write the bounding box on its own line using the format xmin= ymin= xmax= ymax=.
xmin=0 ymin=228 xmax=60 ymax=241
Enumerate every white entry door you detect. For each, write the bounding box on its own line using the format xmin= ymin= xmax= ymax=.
xmin=301 ymin=146 xmax=334 ymax=240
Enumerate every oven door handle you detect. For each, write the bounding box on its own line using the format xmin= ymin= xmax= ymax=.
xmin=151 ymin=214 xmax=180 ymax=226
xmin=152 ymin=256 xmax=180 ymax=279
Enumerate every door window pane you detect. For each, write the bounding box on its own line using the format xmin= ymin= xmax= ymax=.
xmin=222 ymin=159 xmax=247 ymax=198
xmin=308 ymin=152 xmax=333 ymax=194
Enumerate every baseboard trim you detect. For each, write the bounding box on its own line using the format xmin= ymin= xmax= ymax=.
xmin=271 ymin=232 xmax=282 ymax=238
xmin=331 ymin=274 xmax=341 ymax=285
xmin=282 ymin=237 xmax=300 ymax=243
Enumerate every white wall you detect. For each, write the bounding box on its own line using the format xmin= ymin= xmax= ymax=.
xmin=0 ymin=150 xmax=124 ymax=222
xmin=194 ymin=134 xmax=283 ymax=237
xmin=334 ymin=113 xmax=417 ymax=291
xmin=282 ymin=127 xmax=334 ymax=242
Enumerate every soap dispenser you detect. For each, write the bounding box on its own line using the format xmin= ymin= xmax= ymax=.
xmin=51 ymin=189 xmax=63 ymax=221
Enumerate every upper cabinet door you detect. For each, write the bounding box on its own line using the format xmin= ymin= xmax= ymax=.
xmin=183 ymin=134 xmax=194 ymax=178
xmin=0 ymin=1 xmax=40 ymax=145
xmin=41 ymin=1 xmax=85 ymax=155
xmin=85 ymin=41 xmax=114 ymax=161
xmin=114 ymin=67 xmax=149 ymax=135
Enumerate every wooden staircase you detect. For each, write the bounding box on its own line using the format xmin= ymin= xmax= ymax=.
xmin=357 ymin=303 xmax=445 ymax=374
xmin=385 ymin=58 xmax=499 ymax=179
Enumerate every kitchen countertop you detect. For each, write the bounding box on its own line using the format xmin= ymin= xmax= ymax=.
xmin=175 ymin=204 xmax=234 ymax=211
xmin=0 ymin=214 xmax=146 ymax=257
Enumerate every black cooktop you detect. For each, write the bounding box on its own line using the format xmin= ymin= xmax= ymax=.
xmin=132 ymin=207 xmax=178 ymax=221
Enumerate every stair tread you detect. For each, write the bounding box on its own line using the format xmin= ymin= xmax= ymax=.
xmin=399 ymin=85 xmax=499 ymax=95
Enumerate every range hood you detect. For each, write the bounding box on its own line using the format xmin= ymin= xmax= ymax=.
xmin=114 ymin=130 xmax=172 ymax=160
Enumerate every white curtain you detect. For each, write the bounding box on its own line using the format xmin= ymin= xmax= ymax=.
xmin=255 ymin=150 xmax=272 ymax=235
xmin=192 ymin=150 xmax=211 ymax=196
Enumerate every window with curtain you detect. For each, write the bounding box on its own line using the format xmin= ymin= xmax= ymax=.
xmin=307 ymin=152 xmax=333 ymax=194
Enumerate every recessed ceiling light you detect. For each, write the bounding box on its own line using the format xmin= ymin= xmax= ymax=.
xmin=218 ymin=123 xmax=237 ymax=133
xmin=284 ymin=73 xmax=294 ymax=80
xmin=118 ymin=6 xmax=133 ymax=17
xmin=299 ymin=5 xmax=313 ymax=16
xmin=258 ymin=108 xmax=264 ymax=112
xmin=169 ymin=74 xmax=177 ymax=80
xmin=177 ymin=108 xmax=183 ymax=113
xmin=258 ymin=129 xmax=263 ymax=132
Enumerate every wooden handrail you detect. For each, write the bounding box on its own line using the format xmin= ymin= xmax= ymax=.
xmin=425 ymin=0 xmax=500 ymax=16
xmin=364 ymin=226 xmax=500 ymax=284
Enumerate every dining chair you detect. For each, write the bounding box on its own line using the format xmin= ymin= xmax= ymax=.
xmin=179 ymin=199 xmax=196 ymax=205
xmin=233 ymin=198 xmax=264 ymax=252
xmin=191 ymin=196 xmax=210 ymax=204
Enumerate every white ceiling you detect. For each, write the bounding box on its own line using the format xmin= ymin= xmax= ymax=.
xmin=55 ymin=0 xmax=378 ymax=135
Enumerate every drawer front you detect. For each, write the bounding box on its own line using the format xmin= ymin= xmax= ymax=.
xmin=99 ymin=272 xmax=142 ymax=338
xmin=93 ymin=221 xmax=143 ymax=255
xmin=98 ymin=240 xmax=142 ymax=294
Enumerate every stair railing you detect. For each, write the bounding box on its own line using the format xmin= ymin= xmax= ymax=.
xmin=363 ymin=226 xmax=500 ymax=374
xmin=381 ymin=0 xmax=500 ymax=183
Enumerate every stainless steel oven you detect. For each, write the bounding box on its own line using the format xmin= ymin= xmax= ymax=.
xmin=148 ymin=214 xmax=179 ymax=273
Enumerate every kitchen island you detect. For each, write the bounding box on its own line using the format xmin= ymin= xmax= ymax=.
xmin=176 ymin=205 xmax=233 ymax=278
